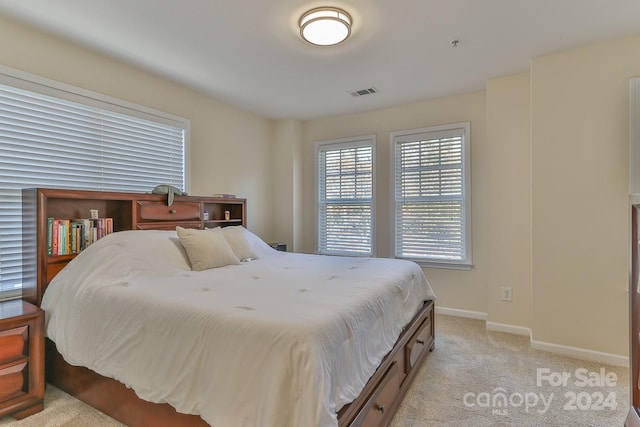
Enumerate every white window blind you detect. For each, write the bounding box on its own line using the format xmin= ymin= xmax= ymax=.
xmin=317 ymin=137 xmax=375 ymax=256
xmin=392 ymin=123 xmax=471 ymax=267
xmin=0 ymin=73 xmax=187 ymax=299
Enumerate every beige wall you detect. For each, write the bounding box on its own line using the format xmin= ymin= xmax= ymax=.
xmin=302 ymin=91 xmax=490 ymax=314
xmin=0 ymin=14 xmax=275 ymax=238
xmin=530 ymin=34 xmax=640 ymax=355
xmin=486 ymin=72 xmax=531 ymax=328
xmin=272 ymin=119 xmax=303 ymax=251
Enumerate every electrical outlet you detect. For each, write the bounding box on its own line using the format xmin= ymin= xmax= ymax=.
xmin=501 ymin=287 xmax=513 ymax=302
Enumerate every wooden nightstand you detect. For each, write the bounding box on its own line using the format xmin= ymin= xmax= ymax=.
xmin=269 ymin=242 xmax=287 ymax=252
xmin=0 ymin=300 xmax=44 ymax=419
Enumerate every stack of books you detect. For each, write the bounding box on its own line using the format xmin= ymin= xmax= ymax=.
xmin=46 ymin=217 xmax=113 ymax=256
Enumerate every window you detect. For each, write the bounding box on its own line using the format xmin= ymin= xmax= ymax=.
xmin=0 ymin=67 xmax=188 ymax=300
xmin=392 ymin=123 xmax=471 ymax=268
xmin=316 ymin=135 xmax=375 ymax=256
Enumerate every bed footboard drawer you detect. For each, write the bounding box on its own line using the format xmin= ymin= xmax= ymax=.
xmin=351 ymin=356 xmax=403 ymax=427
xmin=404 ymin=315 xmax=433 ymax=373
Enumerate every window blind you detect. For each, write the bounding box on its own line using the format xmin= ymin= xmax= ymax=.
xmin=393 ymin=125 xmax=470 ymax=265
xmin=317 ymin=138 xmax=374 ymax=255
xmin=0 ymin=80 xmax=186 ymax=299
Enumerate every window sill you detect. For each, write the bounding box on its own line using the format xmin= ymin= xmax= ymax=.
xmin=396 ymin=258 xmax=473 ymax=271
xmin=317 ymin=251 xmax=374 ymax=258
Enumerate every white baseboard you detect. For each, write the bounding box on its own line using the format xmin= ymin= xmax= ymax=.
xmin=435 ymin=306 xmax=487 ymax=320
xmin=486 ymin=321 xmax=531 ymax=337
xmin=435 ymin=306 xmax=628 ymax=366
xmin=531 ymin=339 xmax=628 ymax=367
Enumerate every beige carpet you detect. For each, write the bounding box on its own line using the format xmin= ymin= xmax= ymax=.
xmin=0 ymin=314 xmax=629 ymax=426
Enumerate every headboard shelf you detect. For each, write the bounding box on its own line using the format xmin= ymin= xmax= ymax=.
xmin=22 ymin=188 xmax=246 ymax=306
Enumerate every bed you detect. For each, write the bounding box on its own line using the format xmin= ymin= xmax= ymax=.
xmin=24 ymin=188 xmax=436 ymax=427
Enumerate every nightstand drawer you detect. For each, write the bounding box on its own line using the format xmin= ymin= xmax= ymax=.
xmin=0 ymin=370 xmax=25 ymax=400
xmin=0 ymin=333 xmax=25 ymax=363
xmin=0 ymin=300 xmax=44 ymax=420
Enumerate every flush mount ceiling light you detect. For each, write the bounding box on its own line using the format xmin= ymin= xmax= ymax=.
xmin=299 ymin=7 xmax=352 ymax=46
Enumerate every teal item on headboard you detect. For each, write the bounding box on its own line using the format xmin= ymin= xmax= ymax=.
xmin=151 ymin=185 xmax=187 ymax=206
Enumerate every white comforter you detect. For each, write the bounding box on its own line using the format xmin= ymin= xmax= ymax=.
xmin=42 ymin=230 xmax=435 ymax=427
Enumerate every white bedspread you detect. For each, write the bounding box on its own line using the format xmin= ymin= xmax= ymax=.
xmin=42 ymin=230 xmax=435 ymax=427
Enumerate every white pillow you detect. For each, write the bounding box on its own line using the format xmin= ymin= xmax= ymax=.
xmin=99 ymin=230 xmax=192 ymax=271
xmin=243 ymin=228 xmax=279 ymax=258
xmin=222 ymin=226 xmax=256 ymax=261
xmin=176 ymin=226 xmax=240 ymax=271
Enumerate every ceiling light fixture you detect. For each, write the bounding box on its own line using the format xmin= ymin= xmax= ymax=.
xmin=299 ymin=7 xmax=352 ymax=46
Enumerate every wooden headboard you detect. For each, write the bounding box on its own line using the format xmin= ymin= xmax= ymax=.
xmin=21 ymin=188 xmax=246 ymax=306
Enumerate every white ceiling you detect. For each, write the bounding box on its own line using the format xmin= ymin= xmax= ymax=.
xmin=1 ymin=0 xmax=639 ymax=120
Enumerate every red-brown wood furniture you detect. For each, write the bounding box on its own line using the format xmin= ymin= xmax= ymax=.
xmin=0 ymin=299 xmax=44 ymax=420
xmin=627 ymin=199 xmax=640 ymax=427
xmin=22 ymin=187 xmax=435 ymax=427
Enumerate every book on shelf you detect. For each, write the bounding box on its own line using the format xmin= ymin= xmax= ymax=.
xmin=213 ymin=193 xmax=236 ymax=198
xmin=47 ymin=217 xmax=114 ymax=256
xmin=47 ymin=217 xmax=53 ymax=256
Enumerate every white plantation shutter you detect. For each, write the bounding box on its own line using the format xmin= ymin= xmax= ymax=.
xmin=392 ymin=123 xmax=471 ymax=267
xmin=0 ymin=71 xmax=187 ymax=299
xmin=317 ymin=137 xmax=375 ymax=255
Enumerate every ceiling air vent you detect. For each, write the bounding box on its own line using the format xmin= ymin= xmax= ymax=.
xmin=349 ymin=87 xmax=378 ymax=97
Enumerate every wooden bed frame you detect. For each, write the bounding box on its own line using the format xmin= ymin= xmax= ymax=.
xmin=23 ymin=188 xmax=435 ymax=427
